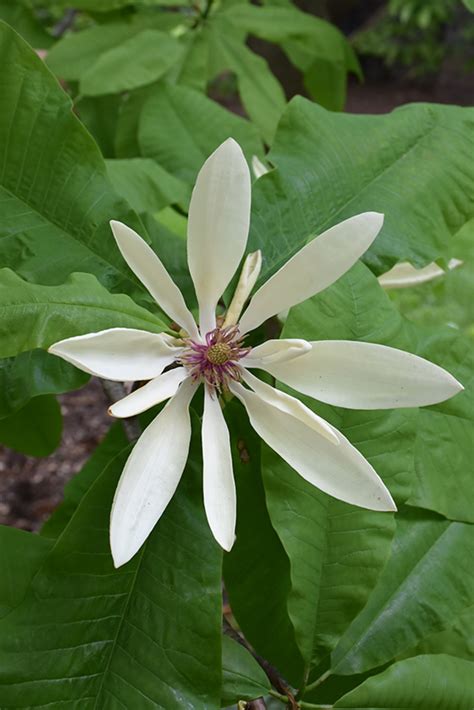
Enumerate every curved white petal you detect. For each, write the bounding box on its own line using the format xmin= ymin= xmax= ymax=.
xmin=251 ymin=155 xmax=270 ymax=179
xmin=266 ymin=340 xmax=464 ymax=409
xmin=110 ymin=377 xmax=197 ymax=567
xmin=202 ymin=390 xmax=236 ymax=551
xmin=241 ymin=338 xmax=311 ymax=368
xmin=230 ymin=382 xmax=396 ymax=512
xmin=187 ymin=138 xmax=251 ymax=334
xmin=239 ymin=212 xmax=384 ymax=335
xmin=48 ymin=328 xmax=182 ymax=381
xmin=241 ymin=369 xmax=338 ymax=444
xmin=110 ymin=220 xmax=198 ymax=338
xmin=378 ymin=258 xmax=463 ymax=289
xmin=109 ymin=367 xmax=188 ymax=418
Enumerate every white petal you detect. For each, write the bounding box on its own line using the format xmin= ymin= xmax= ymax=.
xmin=266 ymin=340 xmax=464 ymax=409
xmin=110 ymin=220 xmax=198 ymax=338
xmin=109 ymin=367 xmax=188 ymax=418
xmin=230 ymin=382 xmax=396 ymax=512
xmin=202 ymin=390 xmax=236 ymax=551
xmin=378 ymin=258 xmax=463 ymax=289
xmin=48 ymin=328 xmax=182 ymax=381
xmin=110 ymin=377 xmax=197 ymax=567
xmin=241 ymin=369 xmax=338 ymax=444
xmin=251 ymin=155 xmax=269 ymax=179
xmin=241 ymin=338 xmax=311 ymax=368
xmin=187 ymin=138 xmax=251 ymax=334
xmin=239 ymin=212 xmax=384 ymax=335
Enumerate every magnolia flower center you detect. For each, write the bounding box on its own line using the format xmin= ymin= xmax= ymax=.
xmin=180 ymin=325 xmax=250 ymax=391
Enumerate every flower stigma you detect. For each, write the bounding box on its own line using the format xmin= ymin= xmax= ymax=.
xmin=180 ymin=325 xmax=250 ymax=392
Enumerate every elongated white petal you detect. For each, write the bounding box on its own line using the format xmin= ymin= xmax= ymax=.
xmin=202 ymin=390 xmax=236 ymax=551
xmin=241 ymin=369 xmax=338 ymax=444
xmin=241 ymin=338 xmax=311 ymax=368
xmin=110 ymin=377 xmax=197 ymax=567
xmin=239 ymin=212 xmax=384 ymax=335
xmin=110 ymin=220 xmax=198 ymax=338
xmin=230 ymin=382 xmax=396 ymax=512
xmin=266 ymin=340 xmax=464 ymax=409
xmin=48 ymin=328 xmax=181 ymax=381
xmin=223 ymin=250 xmax=262 ymax=328
xmin=378 ymin=258 xmax=463 ymax=289
xmin=109 ymin=367 xmax=188 ymax=418
xmin=187 ymin=138 xmax=251 ymax=333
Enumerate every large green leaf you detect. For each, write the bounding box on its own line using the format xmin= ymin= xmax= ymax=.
xmin=334 ymin=655 xmax=474 ymax=709
xmin=221 ymin=635 xmax=270 ymax=707
xmin=138 ymin=81 xmax=263 ymax=184
xmin=249 ymin=98 xmax=474 ymax=281
xmin=0 ymin=349 xmax=88 ymax=418
xmin=0 ymin=415 xmax=223 ymax=708
xmin=0 ymin=0 xmax=53 ymax=48
xmin=0 ymin=269 xmax=165 ymax=358
xmin=261 ymin=446 xmax=395 ymax=677
xmin=223 ymin=400 xmax=304 ymax=687
xmin=80 ymin=30 xmax=184 ymax=96
xmin=0 ymin=394 xmax=62 ymax=456
xmin=331 ymin=509 xmax=474 ymax=676
xmin=106 ymin=158 xmax=190 ymax=213
xmin=0 ymin=22 xmax=148 ymax=296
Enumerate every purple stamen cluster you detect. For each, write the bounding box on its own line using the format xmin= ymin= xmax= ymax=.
xmin=180 ymin=325 xmax=250 ymax=391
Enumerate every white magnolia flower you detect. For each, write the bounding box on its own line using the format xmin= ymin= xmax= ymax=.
xmin=378 ymin=258 xmax=463 ymax=289
xmin=49 ymin=139 xmax=463 ymax=567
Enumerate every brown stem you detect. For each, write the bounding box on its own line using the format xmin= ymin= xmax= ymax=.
xmin=52 ymin=9 xmax=77 ymax=38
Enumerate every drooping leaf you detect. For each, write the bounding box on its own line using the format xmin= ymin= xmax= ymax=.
xmin=0 ymin=415 xmax=223 ymax=708
xmin=0 ymin=22 xmax=148 ymax=297
xmin=0 ymin=349 xmax=89 ymax=419
xmin=331 ymin=508 xmax=474 ymax=676
xmin=106 ymin=158 xmax=190 ymax=213
xmin=138 ymin=81 xmax=263 ymax=184
xmin=223 ymin=400 xmax=304 ymax=687
xmin=334 ymin=655 xmax=474 ymax=709
xmin=0 ymin=269 xmax=165 ymax=359
xmin=0 ymin=394 xmax=62 ymax=457
xmin=221 ymin=635 xmax=270 ymax=707
xmin=249 ymin=98 xmax=474 ymax=281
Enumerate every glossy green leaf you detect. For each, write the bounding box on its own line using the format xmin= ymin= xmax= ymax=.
xmin=0 ymin=394 xmax=62 ymax=457
xmin=0 ymin=269 xmax=165 ymax=359
xmin=403 ymin=606 xmax=474 ymax=661
xmin=80 ymin=30 xmax=184 ymax=96
xmin=106 ymin=158 xmax=190 ymax=213
xmin=331 ymin=509 xmax=474 ymax=676
xmin=138 ymin=81 xmax=263 ymax=184
xmin=223 ymin=400 xmax=304 ymax=687
xmin=0 ymin=349 xmax=88 ymax=419
xmin=0 ymin=416 xmax=223 ymax=708
xmin=221 ymin=635 xmax=270 ymax=706
xmin=334 ymin=655 xmax=474 ymax=709
xmin=0 ymin=22 xmax=147 ymax=296
xmin=249 ymin=98 xmax=474 ymax=281
xmin=41 ymin=423 xmax=128 ymax=539
xmin=261 ymin=445 xmax=395 ymax=675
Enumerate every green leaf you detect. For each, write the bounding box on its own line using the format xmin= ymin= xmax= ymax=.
xmin=0 ymin=0 xmax=53 ymax=48
xmin=0 ymin=349 xmax=89 ymax=419
xmin=223 ymin=400 xmax=305 ymax=686
xmin=221 ymin=636 xmax=270 ymax=706
xmin=261 ymin=445 xmax=395 ymax=675
xmin=403 ymin=606 xmax=474 ymax=661
xmin=80 ymin=30 xmax=184 ymax=96
xmin=334 ymin=655 xmax=474 ymax=709
xmin=106 ymin=158 xmax=191 ymax=213
xmin=138 ymin=81 xmax=263 ymax=184
xmin=209 ymin=18 xmax=286 ymax=143
xmin=0 ymin=415 xmax=223 ymax=708
xmin=0 ymin=394 xmax=62 ymax=456
xmin=41 ymin=423 xmax=129 ymax=539
xmin=0 ymin=526 xmax=53 ymax=618
xmin=249 ymin=98 xmax=474 ymax=281
xmin=331 ymin=509 xmax=474 ymax=676
xmin=0 ymin=22 xmax=148 ymax=296
xmin=0 ymin=269 xmax=165 ymax=359
xmin=76 ymin=94 xmax=122 ymax=158
xmin=462 ymin=0 xmax=474 ymax=11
